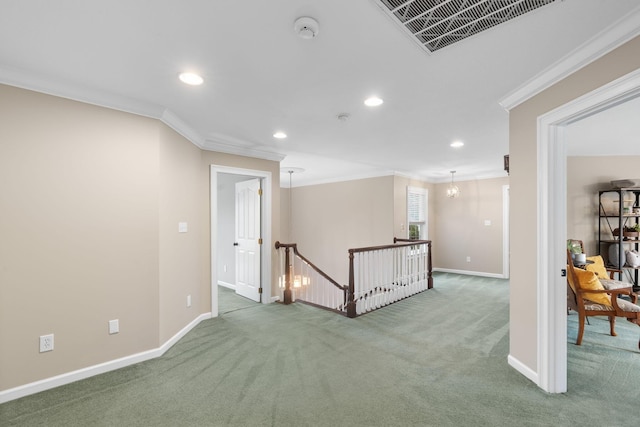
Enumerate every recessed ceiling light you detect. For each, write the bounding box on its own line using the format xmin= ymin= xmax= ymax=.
xmin=273 ymin=131 xmax=287 ymax=139
xmin=364 ymin=96 xmax=383 ymax=107
xmin=450 ymin=141 xmax=464 ymax=148
xmin=178 ymin=72 xmax=204 ymax=86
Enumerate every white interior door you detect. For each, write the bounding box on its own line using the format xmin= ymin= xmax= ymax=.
xmin=235 ymin=178 xmax=261 ymax=302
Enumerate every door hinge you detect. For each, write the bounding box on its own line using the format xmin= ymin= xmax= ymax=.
xmin=258 ymin=238 xmax=263 ymax=245
xmin=258 ymin=287 xmax=263 ymax=294
xmin=258 ymin=188 xmax=263 ymax=196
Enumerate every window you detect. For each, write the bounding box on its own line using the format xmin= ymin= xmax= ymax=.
xmin=407 ymin=187 xmax=428 ymax=240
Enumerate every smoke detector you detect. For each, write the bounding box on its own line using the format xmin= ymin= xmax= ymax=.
xmin=294 ymin=17 xmax=319 ymax=39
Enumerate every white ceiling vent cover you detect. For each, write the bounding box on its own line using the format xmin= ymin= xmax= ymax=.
xmin=376 ymin=0 xmax=556 ymax=52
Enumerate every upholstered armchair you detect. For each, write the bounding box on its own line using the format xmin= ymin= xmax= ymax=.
xmin=566 ymin=248 xmax=640 ymax=349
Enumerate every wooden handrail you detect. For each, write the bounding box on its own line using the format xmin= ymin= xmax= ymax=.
xmin=275 ymin=241 xmax=345 ymax=291
xmin=276 ymin=238 xmax=433 ymax=317
xmin=348 ymin=239 xmax=432 ymax=254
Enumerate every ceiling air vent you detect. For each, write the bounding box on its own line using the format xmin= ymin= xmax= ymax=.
xmin=376 ymin=0 xmax=556 ymax=52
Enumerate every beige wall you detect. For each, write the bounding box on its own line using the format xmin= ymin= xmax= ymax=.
xmin=284 ymin=176 xmax=395 ymax=285
xmin=509 ymin=36 xmax=640 ymax=371
xmin=158 ymin=125 xmax=203 ymax=343
xmin=433 ymin=176 xmax=509 ymax=275
xmin=284 ymin=174 xmax=508 ymax=286
xmin=0 ymin=84 xmax=281 ymax=394
xmin=0 ymin=85 xmax=161 ymax=390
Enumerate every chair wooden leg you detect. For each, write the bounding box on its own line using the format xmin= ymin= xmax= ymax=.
xmin=609 ymin=316 xmax=617 ymax=337
xmin=577 ymin=314 xmax=585 ymax=345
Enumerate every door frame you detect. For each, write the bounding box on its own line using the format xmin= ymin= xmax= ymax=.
xmin=537 ymin=68 xmax=640 ymax=393
xmin=502 ymin=185 xmax=510 ymax=279
xmin=210 ymin=165 xmax=272 ymax=317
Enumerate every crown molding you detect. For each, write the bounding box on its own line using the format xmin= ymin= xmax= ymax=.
xmin=499 ymin=6 xmax=640 ymax=111
xmin=203 ymin=138 xmax=285 ymax=162
xmin=0 ymin=64 xmax=162 ymax=118
xmin=0 ymin=64 xmax=281 ymax=162
xmin=160 ymin=109 xmax=206 ymax=148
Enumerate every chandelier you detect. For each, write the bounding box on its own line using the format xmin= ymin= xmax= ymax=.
xmin=447 ymin=171 xmax=460 ymax=198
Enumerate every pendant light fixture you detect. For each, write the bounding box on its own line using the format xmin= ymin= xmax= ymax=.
xmin=281 ymin=167 xmax=305 ymax=240
xmin=446 ymin=170 xmax=460 ymax=198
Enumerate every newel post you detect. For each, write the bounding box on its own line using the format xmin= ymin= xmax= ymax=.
xmin=347 ymin=251 xmax=356 ymax=318
xmin=276 ymin=241 xmax=293 ymax=304
xmin=427 ymin=241 xmax=433 ymax=289
xmin=283 ymin=245 xmax=292 ymax=304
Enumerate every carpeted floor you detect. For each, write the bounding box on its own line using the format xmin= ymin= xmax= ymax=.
xmin=1 ymin=273 xmax=639 ymax=426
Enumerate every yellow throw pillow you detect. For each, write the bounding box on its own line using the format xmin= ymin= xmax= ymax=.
xmin=586 ymin=255 xmax=610 ymax=279
xmin=574 ymin=268 xmax=611 ymax=306
xmin=566 ymin=265 xmax=581 ymax=294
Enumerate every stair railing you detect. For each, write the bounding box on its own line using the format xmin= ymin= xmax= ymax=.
xmin=348 ymin=239 xmax=432 ymax=317
xmin=275 ymin=238 xmax=432 ymax=317
xmin=275 ymin=242 xmax=348 ymax=312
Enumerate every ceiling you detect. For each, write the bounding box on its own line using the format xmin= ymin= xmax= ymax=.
xmin=1 ymin=0 xmax=639 ymax=186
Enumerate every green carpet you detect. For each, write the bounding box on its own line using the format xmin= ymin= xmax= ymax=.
xmin=2 ymin=273 xmax=640 ymax=426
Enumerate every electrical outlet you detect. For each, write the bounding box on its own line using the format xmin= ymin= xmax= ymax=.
xmin=187 ymin=295 xmax=192 ymax=307
xmin=466 ymin=256 xmax=471 ymax=263
xmin=40 ymin=334 xmax=54 ymax=353
xmin=109 ymin=319 xmax=119 ymax=334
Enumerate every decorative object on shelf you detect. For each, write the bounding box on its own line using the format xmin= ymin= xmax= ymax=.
xmin=567 ymin=240 xmax=583 ymax=262
xmin=626 ymin=250 xmax=640 ymax=268
xmin=613 ymin=224 xmax=640 ymax=240
xmin=446 ymin=170 xmax=460 ymax=198
xmin=504 ymin=154 xmax=509 ymax=175
xmin=608 ymin=243 xmax=629 ymax=268
xmin=610 ymin=179 xmax=640 ymax=188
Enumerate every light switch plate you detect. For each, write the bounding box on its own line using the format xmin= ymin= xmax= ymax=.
xmin=109 ymin=319 xmax=119 ymax=334
xmin=178 ymin=222 xmax=188 ymax=233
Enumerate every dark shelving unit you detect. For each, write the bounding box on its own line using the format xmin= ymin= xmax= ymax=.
xmin=598 ymin=188 xmax=640 ymax=291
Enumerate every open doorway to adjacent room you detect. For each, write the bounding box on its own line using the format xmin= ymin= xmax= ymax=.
xmin=210 ymin=165 xmax=273 ymax=317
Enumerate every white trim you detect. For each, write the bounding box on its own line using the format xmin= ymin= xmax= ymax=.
xmin=217 ymin=280 xmax=236 ymax=290
xmin=0 ymin=64 xmax=163 ymax=118
xmin=161 ymin=109 xmax=206 ymax=149
xmin=536 ymin=110 xmax=567 ymax=394
xmin=499 ymin=6 xmax=640 ymax=110
xmin=0 ymin=313 xmax=211 ymax=404
xmin=502 ymin=185 xmax=510 ymax=279
xmin=204 ymin=138 xmax=285 ymax=162
xmin=536 ymin=68 xmax=640 ymax=394
xmin=507 ymin=354 xmax=538 ymax=385
xmin=0 ymin=66 xmax=286 ymax=163
xmin=433 ymin=267 xmax=506 ymax=279
xmin=211 ymin=165 xmax=273 ymax=316
xmin=283 ymin=170 xmax=397 ymax=188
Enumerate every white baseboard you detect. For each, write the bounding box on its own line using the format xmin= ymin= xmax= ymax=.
xmin=271 ymin=295 xmax=281 ymax=303
xmin=217 ymin=280 xmax=235 ymax=290
xmin=0 ymin=312 xmax=212 ymax=404
xmin=433 ymin=267 xmax=506 ymax=279
xmin=507 ymin=354 xmax=538 ymax=385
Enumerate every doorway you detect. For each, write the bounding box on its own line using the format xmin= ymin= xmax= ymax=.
xmin=538 ymin=68 xmax=640 ymax=393
xmin=210 ymin=165 xmax=272 ymax=318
